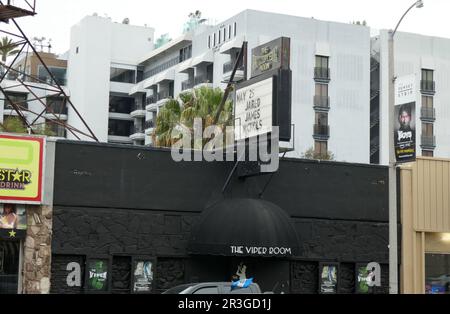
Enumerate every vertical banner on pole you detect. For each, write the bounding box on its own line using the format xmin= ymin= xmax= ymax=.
xmin=394 ymin=75 xmax=416 ymax=163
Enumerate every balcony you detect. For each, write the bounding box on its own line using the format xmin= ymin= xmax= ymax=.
xmin=181 ymin=79 xmax=195 ymax=91
xmin=145 ymin=120 xmax=155 ymax=134
xmin=314 ymin=67 xmax=330 ymax=82
xmin=0 ymin=1 xmax=37 ymax=22
xmin=420 ymin=80 xmax=435 ymax=95
xmin=130 ymin=126 xmax=145 ymax=140
xmin=313 ymin=96 xmax=330 ymax=111
xmin=145 ymin=96 xmax=157 ymax=111
xmin=421 ymin=135 xmax=436 ymax=149
xmin=130 ymin=104 xmax=146 ymax=118
xmin=420 ymin=107 xmax=436 ymax=122
xmin=223 ymin=60 xmax=245 ymax=82
xmin=143 ymin=56 xmax=180 ymax=80
xmin=194 ymin=75 xmax=213 ymax=88
xmin=157 ymin=90 xmax=173 ymax=103
xmin=313 ymin=124 xmax=330 ymax=140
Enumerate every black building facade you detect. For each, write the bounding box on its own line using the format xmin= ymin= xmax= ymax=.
xmin=50 ymin=141 xmax=390 ymax=294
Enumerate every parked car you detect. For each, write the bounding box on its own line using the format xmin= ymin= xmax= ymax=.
xmin=162 ymin=282 xmax=263 ymax=294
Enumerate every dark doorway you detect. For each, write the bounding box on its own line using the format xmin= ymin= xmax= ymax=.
xmin=0 ymin=240 xmax=20 ymax=294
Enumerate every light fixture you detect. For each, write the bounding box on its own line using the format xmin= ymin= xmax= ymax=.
xmin=416 ymin=0 xmax=424 ymax=9
xmin=441 ymin=233 xmax=450 ymax=242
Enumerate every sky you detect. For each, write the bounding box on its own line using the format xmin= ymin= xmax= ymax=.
xmin=3 ymin=0 xmax=450 ymax=55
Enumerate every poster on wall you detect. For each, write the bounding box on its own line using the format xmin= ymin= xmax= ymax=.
xmin=356 ymin=264 xmax=370 ymax=294
xmin=86 ymin=259 xmax=109 ymax=292
xmin=394 ymin=75 xmax=416 ymax=163
xmin=0 ymin=134 xmax=45 ymax=204
xmin=0 ymin=204 xmax=27 ymax=230
xmin=132 ymin=259 xmax=154 ymax=293
xmin=319 ymin=263 xmax=338 ymax=294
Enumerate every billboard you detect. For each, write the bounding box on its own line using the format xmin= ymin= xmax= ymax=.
xmin=394 ymin=75 xmax=416 ymax=163
xmin=235 ymin=77 xmax=274 ymax=141
xmin=0 ymin=134 xmax=45 ymax=204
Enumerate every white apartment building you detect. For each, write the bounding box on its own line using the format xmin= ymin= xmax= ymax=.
xmin=372 ymin=30 xmax=450 ymax=165
xmin=66 ymin=15 xmax=154 ymax=144
xmin=130 ymin=9 xmax=371 ymax=163
xmin=0 ymin=77 xmax=70 ymax=137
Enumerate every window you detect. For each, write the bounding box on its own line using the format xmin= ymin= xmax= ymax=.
xmin=422 ymin=69 xmax=434 ymax=82
xmin=46 ymin=97 xmax=68 ymax=114
xmin=218 ymin=30 xmax=222 ymax=44
xmin=179 ymin=45 xmax=192 ymax=62
xmin=422 ymin=122 xmax=434 ymax=137
xmin=38 ymin=66 xmax=67 ymax=85
xmin=208 ymin=35 xmax=211 ymax=49
xmin=315 ymin=141 xmax=328 ymax=156
xmin=316 ymin=56 xmax=329 ymax=69
xmin=110 ymin=67 xmax=136 ymax=84
xmin=315 ymin=83 xmax=328 ymax=97
xmin=422 ymin=96 xmax=433 ymax=109
xmin=315 ymin=112 xmax=328 ymax=126
xmin=45 ymin=120 xmax=66 ymax=137
xmin=193 ymin=287 xmax=219 ymax=294
xmin=228 ymin=25 xmax=232 ymax=39
xmin=213 ymin=33 xmax=216 ymax=46
xmin=109 ymin=95 xmax=134 ymax=114
xmin=108 ymin=119 xmax=133 ymax=137
xmin=425 ymin=254 xmax=450 ymax=294
xmin=76 ymin=47 xmax=79 ymax=54
xmin=422 ymin=150 xmax=434 ymax=157
xmin=3 ymin=92 xmax=27 ymax=110
xmin=234 ymin=22 xmax=237 ymax=36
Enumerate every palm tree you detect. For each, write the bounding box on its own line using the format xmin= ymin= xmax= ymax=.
xmin=152 ymin=86 xmax=233 ymax=149
xmin=0 ymin=36 xmax=20 ymax=62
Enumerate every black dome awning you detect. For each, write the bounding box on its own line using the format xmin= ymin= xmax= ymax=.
xmin=188 ymin=198 xmax=300 ymax=258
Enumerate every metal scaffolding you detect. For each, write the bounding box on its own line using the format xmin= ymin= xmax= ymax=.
xmin=0 ymin=0 xmax=99 ymax=141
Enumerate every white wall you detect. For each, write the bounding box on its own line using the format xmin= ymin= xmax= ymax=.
xmin=67 ymin=15 xmax=154 ymax=142
xmin=377 ymin=30 xmax=450 ymax=165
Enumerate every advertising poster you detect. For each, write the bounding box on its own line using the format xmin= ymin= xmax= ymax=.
xmin=87 ymin=259 xmax=109 ymax=292
xmin=0 ymin=204 xmax=27 ymax=230
xmin=356 ymin=265 xmax=370 ymax=294
xmin=133 ymin=260 xmax=154 ymax=293
xmin=394 ymin=75 xmax=416 ymax=163
xmin=0 ymin=134 xmax=45 ymax=204
xmin=319 ymin=264 xmax=338 ymax=294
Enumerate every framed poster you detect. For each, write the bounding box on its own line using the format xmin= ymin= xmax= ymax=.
xmin=131 ymin=256 xmax=155 ymax=294
xmin=355 ymin=263 xmax=370 ymax=294
xmin=319 ymin=262 xmax=339 ymax=294
xmin=85 ymin=257 xmax=111 ymax=293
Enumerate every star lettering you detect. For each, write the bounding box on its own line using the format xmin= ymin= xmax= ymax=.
xmin=9 ymin=230 xmax=16 ymax=238
xmin=12 ymin=170 xmax=22 ymax=182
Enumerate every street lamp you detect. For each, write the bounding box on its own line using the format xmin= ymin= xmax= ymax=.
xmin=388 ymin=0 xmax=423 ymax=295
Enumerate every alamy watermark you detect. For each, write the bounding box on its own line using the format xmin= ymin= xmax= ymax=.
xmin=170 ymin=118 xmax=280 ymax=172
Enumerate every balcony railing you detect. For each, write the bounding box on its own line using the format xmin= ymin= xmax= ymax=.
xmin=223 ymin=60 xmax=244 ymax=74
xmin=4 ymin=102 xmax=28 ymax=110
xmin=181 ymin=79 xmax=194 ymax=91
xmin=421 ymin=135 xmax=436 ymax=148
xmin=313 ymin=124 xmax=330 ymax=139
xmin=132 ymin=126 xmax=144 ymax=134
xmin=313 ymin=96 xmax=330 ymax=111
xmin=143 ymin=56 xmax=180 ymax=80
xmin=146 ymin=96 xmax=157 ymax=105
xmin=314 ymin=67 xmax=330 ymax=81
xmin=194 ymin=75 xmax=213 ymax=86
xmin=145 ymin=120 xmax=155 ymax=129
xmin=420 ymin=107 xmax=436 ymax=121
xmin=157 ymin=90 xmax=173 ymax=101
xmin=420 ymin=80 xmax=435 ymax=94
